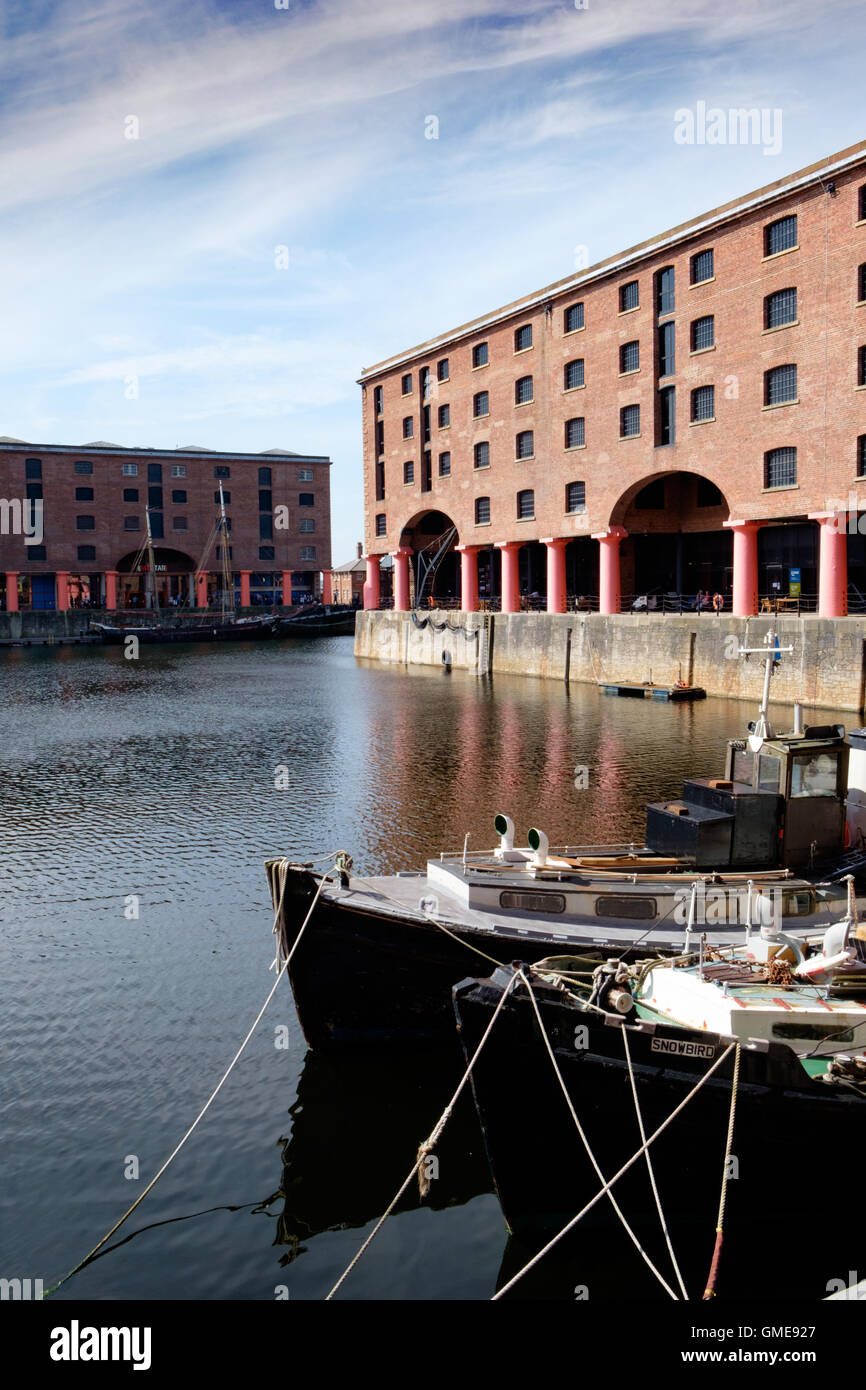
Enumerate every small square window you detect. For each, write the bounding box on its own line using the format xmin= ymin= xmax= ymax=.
xmin=564 ymin=359 xmax=585 ymax=390
xmin=401 ymin=373 xmax=412 ymax=395
xmin=516 ymin=488 xmax=534 ymax=519
xmin=514 ymin=324 xmax=533 ymax=352
xmin=74 ymin=460 xmax=93 ymax=475
xmin=122 ymin=462 xmax=138 ymax=477
xmin=472 ymin=342 xmax=489 ymax=368
xmin=566 ymin=481 xmax=586 ymax=513
xmin=564 ymin=302 xmax=584 ymax=333
xmin=260 ymin=546 xmax=275 ymax=561
xmin=438 ymin=404 xmax=450 ymax=427
xmin=214 ymin=490 xmax=231 ymax=504
xmin=437 ymin=358 xmax=449 ymax=381
xmin=765 ymin=289 xmax=797 ymax=329
xmin=173 ymin=516 xmax=188 ymax=530
xmin=620 ymin=404 xmax=640 ymax=438
xmin=516 ymin=430 xmax=534 ymax=459
xmin=27 ymin=546 xmax=46 ymax=560
xmin=299 ymin=492 xmax=315 ymax=506
xmin=403 ymin=416 xmax=414 ymax=439
xmin=300 ymin=546 xmax=317 ymax=562
xmin=691 ymin=315 xmax=715 ymax=351
xmin=515 ymin=375 xmax=533 ymax=405
xmin=171 ymin=464 xmax=187 ymax=478
xmin=765 ymin=447 xmax=797 ymax=488
xmin=439 ymin=451 xmax=451 ymax=477
xmin=75 ymin=486 xmax=94 ymax=501
xmin=765 ymin=215 xmax=797 ymax=256
xmin=691 ymin=385 xmax=715 ymax=421
xmin=620 ymin=280 xmax=639 ymax=312
xmin=565 ymin=418 xmax=585 ymax=449
xmin=475 ymin=496 xmax=490 ymax=525
xmin=691 ymin=248 xmax=714 ymax=283
xmin=77 ymin=545 xmax=96 ymax=561
xmin=765 ymin=364 xmax=797 ymax=405
xmin=619 ymin=341 xmax=639 ymax=374
xmin=214 ymin=465 xmax=230 ymax=478
xmin=300 ymin=518 xmax=315 ymax=533
xmin=171 ymin=489 xmax=187 ymax=503
xmin=474 ymin=441 xmax=490 ymax=469
xmin=123 ymin=488 xmax=139 ymax=502
xmin=298 ymin=468 xmax=313 ymax=482
xmin=76 ymin=515 xmax=95 ymax=530
xmin=473 ymin=391 xmax=489 ymax=418
xmin=124 ymin=516 xmax=140 ymax=531
xmin=403 ymin=459 xmax=415 ymax=485
xmin=375 ymin=514 xmax=387 ymax=537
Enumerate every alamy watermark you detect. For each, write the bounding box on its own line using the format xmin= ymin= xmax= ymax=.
xmin=0 ymin=498 xmax=43 ymax=544
xmin=674 ymin=102 xmax=782 ymax=157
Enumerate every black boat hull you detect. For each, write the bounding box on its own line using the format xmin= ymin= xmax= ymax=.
xmin=265 ymin=863 xmax=606 ymax=1050
xmin=91 ymin=618 xmax=280 ymax=643
xmin=453 ymin=969 xmax=866 ymax=1297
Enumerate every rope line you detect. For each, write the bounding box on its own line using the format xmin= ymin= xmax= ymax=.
xmin=325 ymin=972 xmax=518 ymax=1300
xmin=517 ymin=971 xmax=679 ymax=1301
xmin=702 ymin=1042 xmax=741 ymax=1300
xmin=492 ymin=1042 xmax=736 ymax=1299
xmin=621 ymin=1024 xmax=689 ymax=1300
xmin=43 ymin=862 xmax=332 ymax=1298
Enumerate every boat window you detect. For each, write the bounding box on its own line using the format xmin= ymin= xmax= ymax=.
xmin=757 ymin=754 xmax=781 ymax=793
xmin=731 ymin=748 xmax=755 ymax=785
xmin=781 ymin=890 xmax=814 ymax=917
xmin=499 ymin=891 xmax=566 ymax=914
xmin=790 ymin=752 xmax=839 ymax=798
xmin=772 ymin=1023 xmax=852 ymax=1042
xmin=596 ymin=895 xmax=657 ymax=920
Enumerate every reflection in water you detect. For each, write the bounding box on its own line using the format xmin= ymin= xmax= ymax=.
xmin=2 ymin=640 xmax=849 ymax=1299
xmin=265 ymin=1049 xmax=492 ymax=1268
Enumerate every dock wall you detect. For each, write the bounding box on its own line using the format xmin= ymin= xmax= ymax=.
xmin=354 ymin=610 xmax=866 ymax=712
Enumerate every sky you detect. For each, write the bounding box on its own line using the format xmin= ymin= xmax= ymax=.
xmin=1 ymin=0 xmax=865 ymax=564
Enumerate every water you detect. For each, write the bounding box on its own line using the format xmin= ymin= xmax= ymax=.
xmin=0 ymin=639 xmax=845 ymax=1300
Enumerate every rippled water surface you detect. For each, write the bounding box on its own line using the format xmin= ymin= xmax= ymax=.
xmin=0 ymin=638 xmax=843 ymax=1300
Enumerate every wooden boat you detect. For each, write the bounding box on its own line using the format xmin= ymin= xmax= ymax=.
xmin=277 ymin=604 xmax=356 ymax=637
xmin=452 ymin=910 xmax=866 ymax=1295
xmin=91 ymin=488 xmax=280 ymax=644
xmin=266 ymin=632 xmax=866 ymax=1050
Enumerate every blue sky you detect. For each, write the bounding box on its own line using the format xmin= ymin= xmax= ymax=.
xmin=1 ymin=0 xmax=865 ymax=563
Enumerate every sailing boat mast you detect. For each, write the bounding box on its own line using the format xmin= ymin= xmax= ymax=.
xmin=218 ymin=482 xmax=233 ymax=618
xmin=144 ymin=508 xmax=160 ymax=615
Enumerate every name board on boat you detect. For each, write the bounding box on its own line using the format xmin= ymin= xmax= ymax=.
xmin=651 ymin=1037 xmax=716 ymax=1058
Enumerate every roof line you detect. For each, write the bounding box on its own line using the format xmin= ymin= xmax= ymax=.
xmin=358 ymin=137 xmax=866 ymax=381
xmin=0 ymin=442 xmax=332 ymax=463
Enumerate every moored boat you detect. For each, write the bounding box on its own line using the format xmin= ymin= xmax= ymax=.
xmin=452 ymin=911 xmax=866 ymax=1295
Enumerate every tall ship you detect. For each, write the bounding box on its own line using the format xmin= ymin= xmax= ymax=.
xmin=91 ymin=486 xmax=280 ymax=643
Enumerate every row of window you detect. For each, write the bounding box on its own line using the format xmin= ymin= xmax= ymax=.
xmin=14 ymin=546 xmax=319 ymax=564
xmin=378 ymin=202 xmax=839 ymax=417
xmin=71 ymin=512 xmax=317 ymax=532
xmin=19 ymin=459 xmax=315 ymax=484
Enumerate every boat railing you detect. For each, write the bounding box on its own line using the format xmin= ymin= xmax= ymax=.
xmin=437 ymin=843 xmax=649 ymax=862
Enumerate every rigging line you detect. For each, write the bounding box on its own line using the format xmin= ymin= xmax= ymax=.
xmin=492 ymin=1042 xmax=736 ymax=1300
xmin=621 ymin=1024 xmax=689 ymax=1300
xmin=703 ymin=1042 xmax=741 ymax=1301
xmin=325 ymin=969 xmax=518 ymax=1301
xmin=42 ymin=862 xmax=332 ymax=1299
xmin=516 ymin=970 xmax=679 ymax=1301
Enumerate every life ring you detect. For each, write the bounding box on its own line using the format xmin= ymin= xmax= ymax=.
xmin=712 ymin=593 xmax=724 ymax=613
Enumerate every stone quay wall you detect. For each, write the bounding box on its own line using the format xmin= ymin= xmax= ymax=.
xmin=354 ymin=610 xmax=866 ymax=712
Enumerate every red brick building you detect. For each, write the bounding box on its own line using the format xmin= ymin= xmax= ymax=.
xmin=359 ymin=139 xmax=866 ymax=619
xmin=0 ymin=440 xmax=331 ymax=611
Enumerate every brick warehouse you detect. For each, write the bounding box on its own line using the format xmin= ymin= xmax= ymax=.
xmin=359 ymin=139 xmax=866 ymax=619
xmin=0 ymin=440 xmax=332 ymax=611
